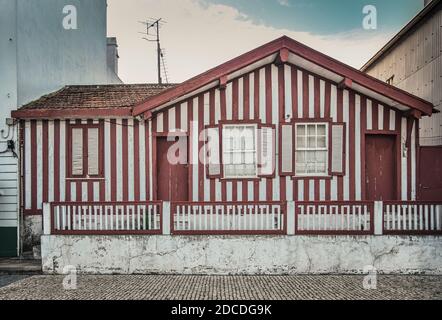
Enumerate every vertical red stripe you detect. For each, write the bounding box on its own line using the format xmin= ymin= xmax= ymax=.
xmin=198 ymin=95 xmax=205 ymax=201
xmin=360 ymin=97 xmax=367 ymax=200
xmin=372 ymin=101 xmax=379 ymax=131
xmin=110 ymin=119 xmax=117 ymax=201
xmin=314 ymin=77 xmax=320 ymax=118
xmin=54 ymin=120 xmax=60 ymax=202
xmin=231 ymin=80 xmax=238 ymax=201
xmin=99 ymin=120 xmax=105 ymax=201
xmin=30 ymin=120 xmax=37 ymax=211
xmin=303 ymin=72 xmax=309 ymax=118
xmin=396 ymin=112 xmax=402 ymax=199
xmin=384 ymin=105 xmax=390 ymax=131
xmin=278 ymin=65 xmax=286 ymax=201
xmin=187 ymin=99 xmax=194 ymax=201
xmin=42 ymin=121 xmax=48 ymax=203
xmin=133 ymin=119 xmax=140 ymax=201
xmin=145 ymin=120 xmax=150 ymax=200
xmin=253 ymin=70 xmax=260 ymax=200
xmin=122 ymin=119 xmax=129 ymax=201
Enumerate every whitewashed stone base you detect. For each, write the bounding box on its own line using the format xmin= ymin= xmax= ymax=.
xmin=41 ymin=235 xmax=442 ymax=274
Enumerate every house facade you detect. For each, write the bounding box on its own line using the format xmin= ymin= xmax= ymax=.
xmin=11 ymin=36 xmax=441 ymax=274
xmin=361 ymin=0 xmax=442 ymax=200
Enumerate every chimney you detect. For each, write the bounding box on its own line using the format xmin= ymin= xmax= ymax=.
xmin=107 ymin=37 xmax=119 ymax=76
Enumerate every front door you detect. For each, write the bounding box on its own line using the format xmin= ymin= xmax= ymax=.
xmin=156 ymin=136 xmax=188 ymax=201
xmin=365 ymin=135 xmax=397 ymax=200
xmin=419 ymin=146 xmax=442 ymax=200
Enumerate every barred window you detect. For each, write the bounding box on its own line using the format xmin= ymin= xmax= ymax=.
xmin=295 ymin=123 xmax=328 ymax=176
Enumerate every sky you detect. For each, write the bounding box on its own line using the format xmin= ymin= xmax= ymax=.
xmin=107 ymin=0 xmax=424 ymax=84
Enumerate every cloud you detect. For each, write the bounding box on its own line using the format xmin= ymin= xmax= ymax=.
xmin=277 ymin=0 xmax=290 ymax=7
xmin=107 ymin=0 xmax=393 ymax=84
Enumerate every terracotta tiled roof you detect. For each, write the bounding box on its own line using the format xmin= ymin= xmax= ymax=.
xmin=18 ymin=84 xmax=176 ymax=110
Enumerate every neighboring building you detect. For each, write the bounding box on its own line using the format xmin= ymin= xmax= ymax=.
xmin=0 ymin=0 xmax=121 ymax=257
xmin=361 ymin=0 xmax=442 ymax=200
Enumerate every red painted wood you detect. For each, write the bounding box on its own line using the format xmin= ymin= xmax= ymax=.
xmin=12 ymin=107 xmax=133 ymax=119
xmin=419 ymin=146 xmax=442 ymax=200
xmin=349 ymin=92 xmax=355 ymax=200
xmin=110 ymin=119 xmax=117 ymax=201
xmin=122 ymin=119 xmax=129 ymax=201
xmin=133 ymin=119 xmax=140 ymax=201
xmin=42 ymin=121 xmax=48 ymax=203
xmin=365 ymin=135 xmax=397 ymax=200
xmin=30 ymin=120 xmax=37 ymax=212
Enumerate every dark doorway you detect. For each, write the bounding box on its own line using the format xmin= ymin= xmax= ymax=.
xmin=419 ymin=146 xmax=442 ymax=200
xmin=156 ymin=136 xmax=188 ymax=201
xmin=365 ymin=134 xmax=397 ymax=200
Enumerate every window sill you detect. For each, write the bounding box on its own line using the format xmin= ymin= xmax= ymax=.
xmin=66 ymin=177 xmax=105 ymax=182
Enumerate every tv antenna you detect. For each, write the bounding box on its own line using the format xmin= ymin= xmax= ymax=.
xmin=139 ymin=18 xmax=169 ymax=84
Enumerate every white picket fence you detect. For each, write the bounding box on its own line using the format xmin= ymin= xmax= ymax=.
xmin=295 ymin=202 xmax=373 ymax=234
xmin=384 ymin=202 xmax=442 ymax=234
xmin=171 ymin=202 xmax=286 ymax=234
xmin=50 ymin=202 xmax=162 ymax=234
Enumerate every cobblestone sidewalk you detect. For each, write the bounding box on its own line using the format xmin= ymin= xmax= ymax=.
xmin=0 ymin=275 xmax=440 ymax=300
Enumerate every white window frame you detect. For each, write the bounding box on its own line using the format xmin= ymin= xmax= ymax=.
xmin=222 ymin=124 xmax=258 ymax=179
xmin=294 ymin=122 xmax=329 ymax=177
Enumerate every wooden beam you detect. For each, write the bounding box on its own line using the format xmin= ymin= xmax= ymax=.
xmin=219 ymin=75 xmax=228 ymax=90
xmin=274 ymin=48 xmax=289 ymax=66
xmin=338 ymin=77 xmax=353 ymax=90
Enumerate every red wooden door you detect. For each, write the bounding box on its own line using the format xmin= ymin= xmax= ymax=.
xmin=365 ymin=135 xmax=397 ymax=200
xmin=156 ymin=137 xmax=188 ymax=201
xmin=419 ymin=146 xmax=442 ymax=200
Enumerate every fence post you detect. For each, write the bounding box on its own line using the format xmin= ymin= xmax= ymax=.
xmin=162 ymin=201 xmax=171 ymax=235
xmin=374 ymin=201 xmax=383 ymax=235
xmin=287 ymin=201 xmax=295 ymax=235
xmin=43 ymin=202 xmax=51 ymax=235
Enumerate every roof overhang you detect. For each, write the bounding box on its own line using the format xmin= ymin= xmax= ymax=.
xmin=133 ymin=36 xmax=434 ymax=119
xmin=11 ymin=107 xmax=133 ymax=119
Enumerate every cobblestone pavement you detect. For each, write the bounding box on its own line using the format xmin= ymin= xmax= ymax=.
xmin=0 ymin=275 xmax=440 ymax=300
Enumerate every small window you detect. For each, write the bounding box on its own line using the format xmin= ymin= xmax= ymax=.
xmin=222 ymin=124 xmax=257 ymax=178
xmin=68 ymin=124 xmax=103 ymax=178
xmin=295 ymin=123 xmax=328 ymax=176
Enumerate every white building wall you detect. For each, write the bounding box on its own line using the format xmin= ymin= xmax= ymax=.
xmin=0 ymin=0 xmax=122 ymax=254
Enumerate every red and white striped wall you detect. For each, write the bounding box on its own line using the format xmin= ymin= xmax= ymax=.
xmin=22 ymin=62 xmax=418 ymax=214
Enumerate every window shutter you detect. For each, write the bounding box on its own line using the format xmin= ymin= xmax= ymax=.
xmin=205 ymin=126 xmax=221 ymax=178
xmin=258 ymin=124 xmax=275 ymax=177
xmin=330 ymin=122 xmax=346 ymax=175
xmin=71 ymin=128 xmax=83 ymax=175
xmin=87 ymin=128 xmax=99 ymax=175
xmin=280 ymin=123 xmax=294 ymax=175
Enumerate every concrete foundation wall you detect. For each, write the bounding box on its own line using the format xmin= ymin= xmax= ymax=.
xmin=41 ymin=235 xmax=442 ymax=275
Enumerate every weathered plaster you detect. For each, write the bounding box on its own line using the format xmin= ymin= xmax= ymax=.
xmin=23 ymin=216 xmax=42 ymax=251
xmin=41 ymin=235 xmax=442 ymax=274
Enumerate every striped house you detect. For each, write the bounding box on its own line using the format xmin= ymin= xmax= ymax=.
xmin=12 ymin=36 xmax=435 ymax=242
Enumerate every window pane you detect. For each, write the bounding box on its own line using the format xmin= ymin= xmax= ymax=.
xmin=307 ymin=124 xmax=315 ymax=135
xmin=317 ymin=125 xmax=326 ymax=135
xmin=222 ymin=125 xmax=257 ymax=178
xmin=318 ymin=136 xmax=326 ymax=148
xmin=307 ymin=136 xmax=316 ymax=148
xmin=88 ymin=128 xmax=99 ymax=175
xmin=297 ymin=136 xmax=305 ymax=148
xmin=295 ymin=150 xmax=305 ymax=164
xmin=297 ymin=125 xmax=306 ymax=135
xmin=71 ymin=128 xmax=83 ymax=175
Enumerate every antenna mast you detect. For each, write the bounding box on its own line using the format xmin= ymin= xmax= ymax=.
xmin=140 ymin=18 xmax=168 ymax=84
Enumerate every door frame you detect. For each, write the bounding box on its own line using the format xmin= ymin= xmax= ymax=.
xmin=363 ymin=131 xmax=401 ymax=200
xmin=153 ymin=131 xmax=189 ymax=200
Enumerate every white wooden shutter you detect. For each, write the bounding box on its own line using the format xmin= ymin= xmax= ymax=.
xmin=258 ymin=124 xmax=275 ymax=177
xmin=280 ymin=124 xmax=294 ymax=175
xmin=87 ymin=128 xmax=99 ymax=175
xmin=71 ymin=128 xmax=83 ymax=175
xmin=331 ymin=123 xmax=346 ymax=175
xmin=205 ymin=126 xmax=221 ymax=178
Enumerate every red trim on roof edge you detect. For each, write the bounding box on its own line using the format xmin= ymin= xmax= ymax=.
xmin=133 ymin=36 xmax=433 ymax=117
xmin=11 ymin=107 xmax=132 ymax=119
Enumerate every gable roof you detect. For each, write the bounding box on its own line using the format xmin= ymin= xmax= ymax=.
xmin=361 ymin=0 xmax=441 ymax=72
xmin=12 ymin=83 xmax=175 ymax=118
xmin=133 ymin=36 xmax=434 ymax=117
